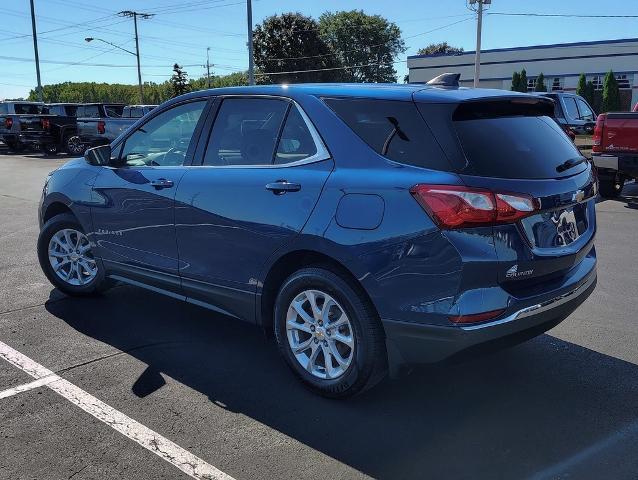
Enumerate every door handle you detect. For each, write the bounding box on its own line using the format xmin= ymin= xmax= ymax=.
xmin=265 ymin=180 xmax=301 ymax=195
xmin=150 ymin=178 xmax=174 ymax=190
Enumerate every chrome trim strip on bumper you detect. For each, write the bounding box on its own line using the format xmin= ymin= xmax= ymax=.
xmin=461 ymin=272 xmax=596 ymax=331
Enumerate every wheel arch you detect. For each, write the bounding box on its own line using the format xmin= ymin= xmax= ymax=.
xmin=42 ymin=201 xmax=74 ymax=225
xmin=258 ymin=248 xmax=381 ymax=336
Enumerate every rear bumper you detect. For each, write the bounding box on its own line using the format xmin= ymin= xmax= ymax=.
xmin=383 ymin=264 xmax=596 ymax=368
xmin=592 ymin=154 xmax=638 ymax=178
xmin=19 ymin=132 xmax=57 ymax=145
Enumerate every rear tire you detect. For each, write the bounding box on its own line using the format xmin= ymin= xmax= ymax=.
xmin=65 ymin=135 xmax=86 ymax=156
xmin=274 ymin=267 xmax=387 ymax=398
xmin=598 ymin=171 xmax=624 ymax=198
xmin=37 ymin=213 xmax=110 ymax=296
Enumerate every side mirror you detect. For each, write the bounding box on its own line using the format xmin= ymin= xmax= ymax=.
xmin=84 ymin=145 xmax=112 ymax=166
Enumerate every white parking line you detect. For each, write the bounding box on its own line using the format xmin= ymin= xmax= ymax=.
xmin=0 ymin=340 xmax=235 ymax=480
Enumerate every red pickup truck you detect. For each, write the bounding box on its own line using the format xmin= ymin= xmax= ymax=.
xmin=591 ymin=112 xmax=638 ymax=197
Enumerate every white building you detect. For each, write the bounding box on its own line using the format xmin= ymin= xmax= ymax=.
xmin=407 ymin=38 xmax=638 ymax=107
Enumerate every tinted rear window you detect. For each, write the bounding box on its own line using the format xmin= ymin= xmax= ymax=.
xmin=14 ymin=104 xmax=43 ymax=114
xmin=452 ymin=101 xmax=585 ymax=179
xmin=324 ymin=98 xmax=452 ymax=171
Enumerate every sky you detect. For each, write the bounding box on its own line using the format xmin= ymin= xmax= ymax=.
xmin=2 ymin=0 xmax=638 ymax=100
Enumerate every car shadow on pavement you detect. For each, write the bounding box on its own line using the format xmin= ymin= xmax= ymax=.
xmin=46 ymin=285 xmax=638 ymax=480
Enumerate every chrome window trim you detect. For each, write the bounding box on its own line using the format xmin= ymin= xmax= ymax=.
xmin=194 ymin=95 xmax=331 ymax=169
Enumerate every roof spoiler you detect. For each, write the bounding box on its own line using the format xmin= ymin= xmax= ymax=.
xmin=426 ymin=73 xmax=460 ymax=88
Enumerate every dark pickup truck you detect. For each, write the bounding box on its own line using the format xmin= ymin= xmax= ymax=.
xmin=0 ymin=101 xmax=46 ymax=151
xmin=591 ymin=112 xmax=638 ymax=197
xmin=16 ymin=103 xmax=81 ymax=155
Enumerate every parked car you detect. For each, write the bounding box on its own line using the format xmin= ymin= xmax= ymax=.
xmin=534 ymin=92 xmax=597 ymax=135
xmin=0 ymin=101 xmax=46 ymax=151
xmin=591 ymin=111 xmax=638 ymax=197
xmin=16 ymin=103 xmax=80 ymax=155
xmin=37 ymin=84 xmax=597 ymax=398
xmin=122 ymin=105 xmax=157 ymax=118
xmin=74 ymin=103 xmax=136 ymax=153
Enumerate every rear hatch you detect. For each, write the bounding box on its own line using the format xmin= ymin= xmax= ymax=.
xmin=415 ymin=94 xmax=596 ymax=295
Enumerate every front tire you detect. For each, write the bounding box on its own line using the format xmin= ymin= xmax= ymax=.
xmin=43 ymin=143 xmax=58 ymax=156
xmin=274 ymin=267 xmax=386 ymax=398
xmin=37 ymin=213 xmax=108 ymax=296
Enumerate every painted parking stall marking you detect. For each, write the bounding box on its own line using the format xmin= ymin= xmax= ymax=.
xmin=0 ymin=340 xmax=235 ymax=480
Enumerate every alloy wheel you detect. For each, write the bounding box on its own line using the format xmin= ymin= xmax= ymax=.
xmin=286 ymin=289 xmax=355 ymax=379
xmin=48 ymin=228 xmax=97 ymax=286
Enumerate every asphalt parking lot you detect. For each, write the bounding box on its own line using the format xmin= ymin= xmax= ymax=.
xmin=1 ymin=150 xmax=638 ymax=480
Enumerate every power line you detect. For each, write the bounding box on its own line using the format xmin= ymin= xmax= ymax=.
xmin=487 ymin=12 xmax=638 ymax=19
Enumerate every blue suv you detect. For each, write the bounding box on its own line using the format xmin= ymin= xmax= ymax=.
xmin=37 ymin=84 xmax=597 ymax=397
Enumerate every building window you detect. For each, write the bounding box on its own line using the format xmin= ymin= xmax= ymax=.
xmin=616 ymin=74 xmax=630 ymax=89
xmin=527 ymin=78 xmax=537 ymax=92
xmin=551 ymin=77 xmax=563 ymax=91
xmin=591 ymin=74 xmax=631 ymax=90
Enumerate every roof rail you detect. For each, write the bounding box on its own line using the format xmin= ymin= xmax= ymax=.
xmin=426 ymin=73 xmax=461 ymax=88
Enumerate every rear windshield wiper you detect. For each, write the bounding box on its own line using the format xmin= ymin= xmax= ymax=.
xmin=556 ymin=157 xmax=586 ymax=173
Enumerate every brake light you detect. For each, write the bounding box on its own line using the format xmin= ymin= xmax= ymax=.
xmin=410 ymin=185 xmax=538 ymax=229
xmin=4 ymin=117 xmax=13 ymax=129
xmin=592 ymin=114 xmax=606 ymax=153
xmin=41 ymin=118 xmax=50 ymax=130
xmin=97 ymin=120 xmax=105 ymax=134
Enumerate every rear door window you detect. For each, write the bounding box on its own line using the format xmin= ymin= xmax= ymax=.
xmin=323 ymin=98 xmax=452 ymax=171
xmin=105 ymin=105 xmax=124 ymax=118
xmin=274 ymin=105 xmax=317 ymax=164
xmin=453 ymin=102 xmax=585 ymax=179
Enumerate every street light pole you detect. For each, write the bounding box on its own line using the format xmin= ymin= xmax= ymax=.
xmin=29 ymin=0 xmax=43 ymax=102
xmin=469 ymin=0 xmax=491 ymax=88
xmin=206 ymin=47 xmax=211 ymax=88
xmin=118 ymin=10 xmax=153 ymax=103
xmin=246 ymin=0 xmax=255 ymax=85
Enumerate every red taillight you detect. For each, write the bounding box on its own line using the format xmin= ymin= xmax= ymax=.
xmin=41 ymin=118 xmax=50 ymax=130
xmin=97 ymin=120 xmax=106 ymax=134
xmin=563 ymin=125 xmax=576 ymax=142
xmin=410 ymin=184 xmax=538 ymax=229
xmin=5 ymin=117 xmax=13 ymax=129
xmin=449 ymin=309 xmax=505 ymax=324
xmin=592 ymin=114 xmax=606 ymax=153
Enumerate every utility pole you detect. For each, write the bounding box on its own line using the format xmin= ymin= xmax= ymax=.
xmin=118 ymin=10 xmax=154 ymax=103
xmin=469 ymin=0 xmax=490 ymax=88
xmin=246 ymin=0 xmax=255 ymax=85
xmin=206 ymin=47 xmax=211 ymax=88
xmin=29 ymin=0 xmax=43 ymax=102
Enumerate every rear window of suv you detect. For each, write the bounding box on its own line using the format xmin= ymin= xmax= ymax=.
xmin=323 ymin=98 xmax=452 ymax=171
xmin=451 ymin=100 xmax=586 ymax=179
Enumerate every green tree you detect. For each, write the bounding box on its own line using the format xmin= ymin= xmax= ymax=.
xmin=253 ymin=13 xmax=342 ymax=84
xmin=319 ymin=10 xmax=406 ymax=83
xmin=519 ymin=69 xmax=528 ymax=93
xmin=602 ymin=70 xmax=621 ymax=112
xmin=576 ymin=73 xmax=587 ymax=97
xmin=511 ymin=71 xmax=521 ymax=91
xmin=170 ymin=63 xmax=190 ymax=97
xmin=416 ymin=42 xmax=463 ymax=56
xmin=534 ymin=72 xmax=547 ymax=92
xmin=585 ymin=80 xmax=596 ymax=107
